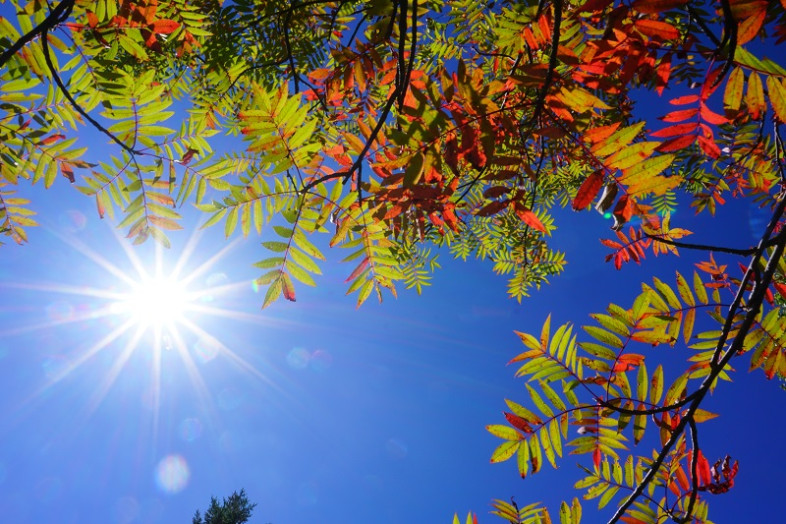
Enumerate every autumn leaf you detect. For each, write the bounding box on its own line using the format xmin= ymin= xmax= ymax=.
xmin=573 ymin=171 xmax=605 ymax=210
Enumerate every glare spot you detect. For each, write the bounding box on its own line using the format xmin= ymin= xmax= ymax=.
xmin=58 ymin=209 xmax=87 ymax=232
xmin=309 ymin=349 xmax=332 ymax=372
xmin=286 ymin=347 xmax=310 ymax=369
xmin=603 ymin=212 xmax=612 ymax=219
xmin=178 ymin=418 xmax=203 ymax=442
xmin=154 ymin=455 xmax=189 ymax=494
xmin=251 ymin=279 xmax=260 ymax=293
xmin=206 ymin=272 xmax=229 ymax=287
xmin=192 ymin=337 xmax=220 ymax=363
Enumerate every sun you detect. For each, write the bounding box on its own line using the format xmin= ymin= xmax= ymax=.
xmin=114 ymin=274 xmax=193 ymax=331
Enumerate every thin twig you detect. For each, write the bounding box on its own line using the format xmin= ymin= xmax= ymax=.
xmin=681 ymin=418 xmax=700 ymax=524
xmin=644 ymin=233 xmax=776 ymax=256
xmin=41 ymin=28 xmax=143 ymax=156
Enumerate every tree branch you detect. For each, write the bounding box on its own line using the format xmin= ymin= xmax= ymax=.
xmin=608 ymin=194 xmax=786 ymax=523
xmin=0 ymin=0 xmax=75 ymax=71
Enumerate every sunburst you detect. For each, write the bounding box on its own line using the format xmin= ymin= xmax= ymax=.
xmin=3 ymin=222 xmax=291 ymax=434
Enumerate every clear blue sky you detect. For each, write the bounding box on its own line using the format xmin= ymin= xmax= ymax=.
xmin=1 ymin=173 xmax=784 ymax=523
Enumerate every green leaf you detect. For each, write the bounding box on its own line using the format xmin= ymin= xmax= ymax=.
xmin=490 ymin=440 xmax=519 ymax=463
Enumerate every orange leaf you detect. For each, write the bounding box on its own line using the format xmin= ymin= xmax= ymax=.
xmin=516 ymin=207 xmax=546 ymax=233
xmin=584 ymin=122 xmax=621 ymax=145
xmin=573 ymin=171 xmax=605 ymax=210
xmin=737 ymin=7 xmax=766 ymax=44
xmin=151 ymin=19 xmax=179 ymax=34
xmin=634 ymin=19 xmax=680 ymax=40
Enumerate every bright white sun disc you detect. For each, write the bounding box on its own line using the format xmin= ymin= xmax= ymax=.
xmin=116 ymin=276 xmax=191 ymax=328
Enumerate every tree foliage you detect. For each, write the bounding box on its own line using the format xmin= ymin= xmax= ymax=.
xmin=3 ymin=0 xmax=786 ymax=522
xmin=192 ymin=489 xmax=257 ymax=524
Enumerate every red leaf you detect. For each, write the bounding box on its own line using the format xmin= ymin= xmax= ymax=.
xmin=612 ymin=195 xmax=634 ymax=228
xmin=613 ymin=353 xmax=645 ymax=372
xmin=699 ymin=102 xmax=729 ymax=125
xmin=477 ymin=200 xmax=508 ymax=217
xmin=693 ymin=451 xmax=712 ymax=486
xmin=697 ymin=135 xmax=721 ymax=158
xmin=504 ymin=412 xmax=533 ymax=434
xmin=773 ymin=282 xmax=786 ymax=299
xmin=655 ymin=54 xmax=672 ymax=95
xmin=516 ymin=206 xmax=547 ymax=233
xmin=660 ymin=108 xmax=698 ymax=122
xmin=632 ymin=0 xmax=688 ymax=13
xmin=151 ymin=19 xmax=179 ymax=34
xmin=60 ymin=162 xmax=75 ymax=183
xmin=180 ymin=148 xmax=197 ymax=165
xmin=651 ymin=122 xmax=698 ymax=138
xmin=669 ymin=94 xmax=699 ymax=105
xmin=345 ymin=258 xmax=370 ymax=282
xmin=40 ymin=133 xmax=65 ymax=145
xmin=656 ymin=133 xmax=696 ymax=152
xmin=573 ymin=171 xmax=605 ymax=210
xmin=593 ymin=447 xmax=602 ymax=469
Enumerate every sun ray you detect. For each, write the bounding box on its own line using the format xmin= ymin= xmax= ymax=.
xmin=21 ymin=319 xmax=136 ymax=408
xmin=80 ymin=325 xmax=146 ymax=419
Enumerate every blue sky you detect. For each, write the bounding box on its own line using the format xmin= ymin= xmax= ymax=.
xmin=2 ymin=174 xmax=785 ymax=523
